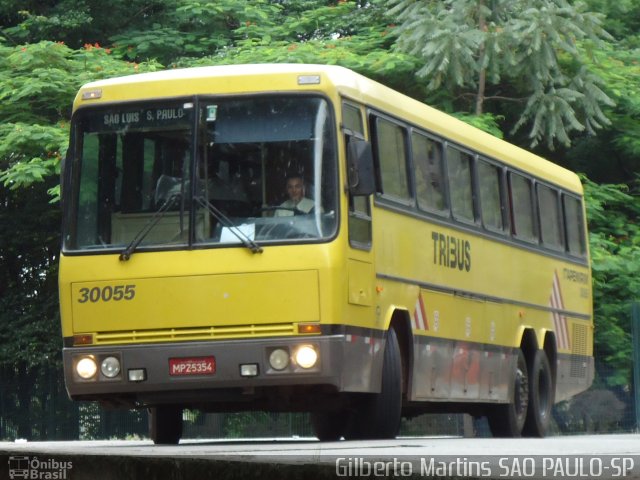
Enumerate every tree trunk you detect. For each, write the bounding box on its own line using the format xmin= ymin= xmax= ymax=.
xmin=475 ymin=0 xmax=487 ymax=115
xmin=476 ymin=63 xmax=486 ymax=115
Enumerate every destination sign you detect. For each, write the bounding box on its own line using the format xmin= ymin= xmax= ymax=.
xmin=85 ymin=104 xmax=193 ymax=132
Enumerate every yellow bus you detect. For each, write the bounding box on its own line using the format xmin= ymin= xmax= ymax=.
xmin=60 ymin=64 xmax=593 ymax=443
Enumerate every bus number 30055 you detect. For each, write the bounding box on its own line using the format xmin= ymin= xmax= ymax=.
xmin=77 ymin=285 xmax=136 ymax=303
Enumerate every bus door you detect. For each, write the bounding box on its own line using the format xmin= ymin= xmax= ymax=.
xmin=342 ymin=102 xmax=376 ymax=325
xmin=341 ymin=100 xmax=379 ymax=391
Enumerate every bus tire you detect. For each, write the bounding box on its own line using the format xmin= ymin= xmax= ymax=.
xmin=487 ymin=349 xmax=528 ymax=437
xmin=344 ymin=328 xmax=402 ymax=440
xmin=310 ymin=410 xmax=347 ymax=441
xmin=149 ymin=406 xmax=182 ymax=445
xmin=522 ymin=349 xmax=554 ymax=437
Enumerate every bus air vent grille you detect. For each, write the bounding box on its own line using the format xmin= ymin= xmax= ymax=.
xmin=570 ymin=324 xmax=588 ymax=378
xmin=94 ymin=323 xmax=297 ymax=344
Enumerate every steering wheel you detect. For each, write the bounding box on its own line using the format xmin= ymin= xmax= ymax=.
xmin=257 ymin=205 xmax=306 ymax=216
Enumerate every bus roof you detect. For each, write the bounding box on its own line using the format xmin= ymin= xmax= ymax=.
xmin=75 ymin=63 xmax=583 ymax=194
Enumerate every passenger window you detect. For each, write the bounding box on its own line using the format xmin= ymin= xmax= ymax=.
xmin=509 ymin=173 xmax=536 ymax=242
xmin=563 ymin=195 xmax=587 ymax=256
xmin=374 ymin=117 xmax=410 ymax=201
xmin=538 ymin=184 xmax=563 ymax=249
xmin=477 ymin=160 xmax=504 ymax=231
xmin=412 ymin=132 xmax=447 ymax=213
xmin=446 ymin=146 xmax=474 ymax=222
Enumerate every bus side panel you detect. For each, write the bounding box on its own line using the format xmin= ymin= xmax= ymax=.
xmin=373 ymin=206 xmax=593 ymax=404
xmin=410 ymin=337 xmax=513 ymax=403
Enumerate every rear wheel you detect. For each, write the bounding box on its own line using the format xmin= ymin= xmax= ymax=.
xmin=522 ymin=349 xmax=554 ymax=437
xmin=487 ymin=349 xmax=528 ymax=437
xmin=344 ymin=328 xmax=402 ymax=440
xmin=149 ymin=406 xmax=182 ymax=445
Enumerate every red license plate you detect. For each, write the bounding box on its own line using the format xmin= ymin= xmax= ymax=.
xmin=169 ymin=356 xmax=216 ymax=376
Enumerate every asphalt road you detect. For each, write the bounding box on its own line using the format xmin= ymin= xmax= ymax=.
xmin=1 ymin=434 xmax=640 ymax=479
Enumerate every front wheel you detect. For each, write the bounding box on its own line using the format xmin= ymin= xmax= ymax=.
xmin=522 ymin=349 xmax=554 ymax=437
xmin=148 ymin=406 xmax=182 ymax=445
xmin=344 ymin=328 xmax=402 ymax=440
xmin=487 ymin=349 xmax=528 ymax=437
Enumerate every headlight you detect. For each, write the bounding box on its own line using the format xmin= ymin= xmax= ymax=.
xmin=269 ymin=348 xmax=290 ymax=371
xmin=100 ymin=356 xmax=121 ymax=378
xmin=76 ymin=357 xmax=97 ymax=379
xmin=294 ymin=345 xmax=318 ymax=369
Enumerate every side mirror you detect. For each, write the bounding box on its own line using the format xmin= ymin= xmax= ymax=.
xmin=347 ymin=139 xmax=375 ymax=196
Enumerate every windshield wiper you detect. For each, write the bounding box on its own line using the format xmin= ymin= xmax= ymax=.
xmin=119 ymin=194 xmax=180 ymax=261
xmin=195 ymin=196 xmax=263 ymax=254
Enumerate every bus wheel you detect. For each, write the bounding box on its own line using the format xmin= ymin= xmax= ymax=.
xmin=344 ymin=328 xmax=402 ymax=440
xmin=487 ymin=349 xmax=528 ymax=437
xmin=310 ymin=410 xmax=347 ymax=441
xmin=522 ymin=349 xmax=554 ymax=437
xmin=149 ymin=406 xmax=182 ymax=445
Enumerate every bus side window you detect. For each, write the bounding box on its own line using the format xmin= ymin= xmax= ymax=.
xmin=343 ymin=102 xmax=372 ymax=249
xmin=343 ymin=103 xmax=363 ymax=135
xmin=537 ymin=184 xmax=563 ymax=250
xmin=446 ymin=146 xmax=475 ymax=222
xmin=412 ymin=132 xmax=447 ymax=213
xmin=372 ymin=116 xmax=410 ymax=202
xmin=477 ymin=159 xmax=504 ymax=232
xmin=563 ymin=194 xmax=587 ymax=257
xmin=508 ymin=172 xmax=537 ymax=242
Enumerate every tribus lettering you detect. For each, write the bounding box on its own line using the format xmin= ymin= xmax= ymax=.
xmin=432 ymin=231 xmax=471 ymax=272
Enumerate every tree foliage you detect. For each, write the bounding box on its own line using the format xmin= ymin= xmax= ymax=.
xmin=109 ymin=0 xmax=284 ymax=65
xmin=386 ymin=0 xmax=615 ymax=149
xmin=0 ymin=41 xmax=160 ymax=200
xmin=558 ymin=35 xmax=640 ymax=184
xmin=0 ymin=0 xmax=169 ymax=47
xmin=583 ymin=178 xmax=640 ymax=388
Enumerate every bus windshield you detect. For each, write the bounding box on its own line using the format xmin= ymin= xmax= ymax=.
xmin=65 ymin=95 xmax=338 ymax=252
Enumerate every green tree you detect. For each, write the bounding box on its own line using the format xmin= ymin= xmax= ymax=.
xmin=583 ymin=178 xmax=640 ymax=389
xmin=561 ymin=41 xmax=640 ymax=183
xmin=0 ymin=41 xmax=160 ymax=198
xmin=109 ymin=0 xmax=283 ymax=65
xmin=0 ymin=0 xmax=169 ymax=48
xmin=583 ymin=0 xmax=640 ymax=42
xmin=386 ymin=0 xmax=615 ymax=148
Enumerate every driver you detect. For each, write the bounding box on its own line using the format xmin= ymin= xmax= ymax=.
xmin=274 ymin=174 xmax=314 ymax=216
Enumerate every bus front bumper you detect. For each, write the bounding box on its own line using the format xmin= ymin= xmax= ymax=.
xmin=63 ymin=335 xmax=346 ymax=405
